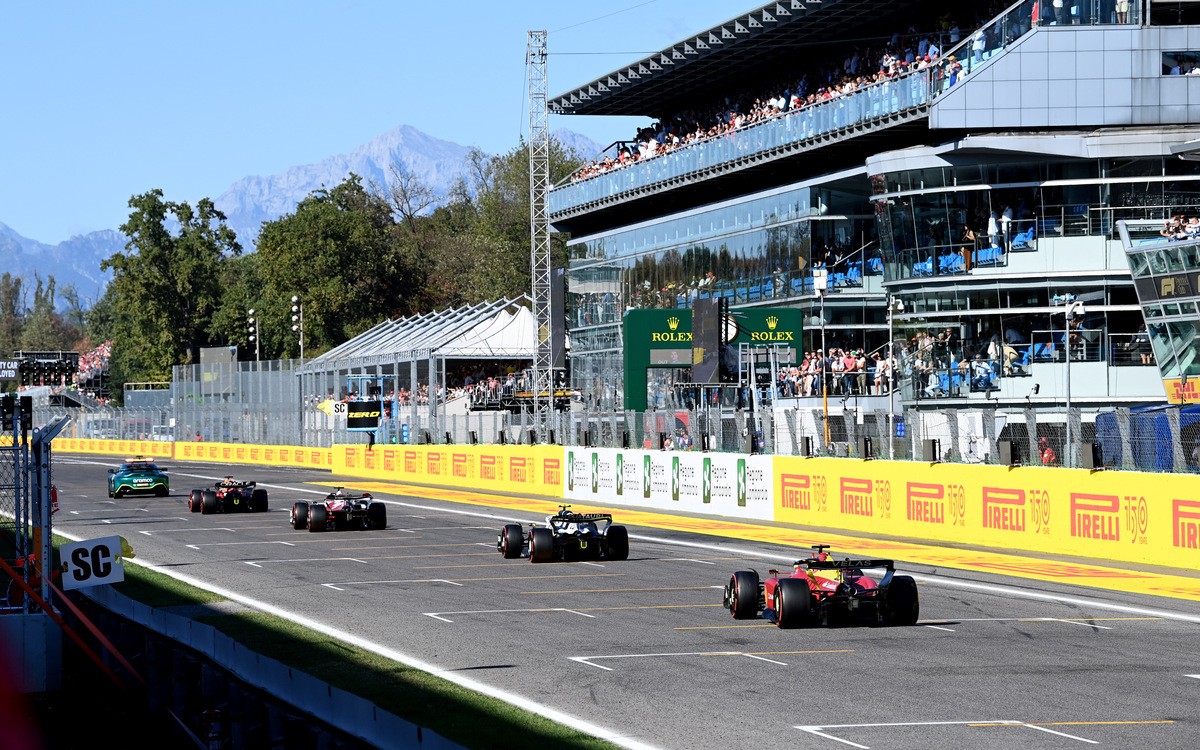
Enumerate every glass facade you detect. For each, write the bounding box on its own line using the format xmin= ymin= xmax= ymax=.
xmin=1123 ymin=231 xmax=1200 ymax=381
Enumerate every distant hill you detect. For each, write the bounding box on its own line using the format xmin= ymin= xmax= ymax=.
xmin=0 ymin=126 xmax=604 ymax=302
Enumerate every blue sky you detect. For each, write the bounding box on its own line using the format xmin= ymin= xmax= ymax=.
xmin=0 ymin=0 xmax=747 ymax=244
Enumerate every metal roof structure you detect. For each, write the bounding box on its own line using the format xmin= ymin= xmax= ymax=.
xmin=549 ymin=0 xmax=892 ymax=117
xmin=299 ymin=296 xmax=536 ymax=373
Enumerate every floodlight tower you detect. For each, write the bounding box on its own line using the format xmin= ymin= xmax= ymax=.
xmin=527 ymin=29 xmax=552 ymax=438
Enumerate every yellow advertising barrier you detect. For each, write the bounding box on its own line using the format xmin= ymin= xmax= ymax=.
xmin=774 ymin=457 xmax=1200 ymax=571
xmin=332 ymin=444 xmax=564 ymax=496
xmin=52 ymin=437 xmax=175 ymax=459
xmin=173 ymin=441 xmax=331 ymax=469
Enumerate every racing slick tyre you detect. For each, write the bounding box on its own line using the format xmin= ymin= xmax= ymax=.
xmin=201 ymin=490 xmax=218 ymax=515
xmin=189 ymin=490 xmax=203 ymax=513
xmin=725 ymin=570 xmax=761 ymax=620
xmin=156 ymin=487 xmax=169 ymax=497
xmin=307 ymin=504 xmax=328 ymax=532
xmin=291 ymin=502 xmax=309 ymax=530
xmin=882 ymin=575 xmax=919 ymax=626
xmin=500 ymin=524 xmax=524 ymax=558
xmin=775 ymin=577 xmax=812 ymax=629
xmin=604 ymin=525 xmax=629 ymax=561
xmin=528 ymin=527 xmax=554 ymax=563
xmin=367 ymin=502 xmax=387 ymax=530
xmin=251 ymin=489 xmax=269 ymax=513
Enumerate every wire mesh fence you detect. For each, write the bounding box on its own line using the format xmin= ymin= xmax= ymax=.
xmin=21 ymin=357 xmax=1200 ymax=473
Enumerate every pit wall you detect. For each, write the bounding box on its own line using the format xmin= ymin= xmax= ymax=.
xmin=49 ymin=438 xmax=1200 ymax=571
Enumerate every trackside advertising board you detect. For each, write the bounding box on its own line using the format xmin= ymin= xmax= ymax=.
xmin=333 ymin=444 xmax=564 ymax=495
xmin=174 ymin=442 xmax=332 ymax=468
xmin=52 ymin=438 xmax=174 ymax=459
xmin=563 ymin=447 xmax=774 ymax=520
xmin=774 ymin=457 xmax=1200 ymax=571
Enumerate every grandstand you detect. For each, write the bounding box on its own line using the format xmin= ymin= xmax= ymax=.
xmin=551 ymin=0 xmax=1200 ymax=464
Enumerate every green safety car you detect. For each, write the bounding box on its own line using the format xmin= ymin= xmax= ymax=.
xmin=107 ymin=456 xmax=170 ymax=498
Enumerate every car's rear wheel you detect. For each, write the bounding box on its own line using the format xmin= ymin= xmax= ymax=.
xmin=883 ymin=575 xmax=919 ymax=626
xmin=308 ymin=504 xmax=328 ymax=532
xmin=189 ymin=490 xmax=203 ymax=513
xmin=113 ymin=487 xmax=124 ymax=499
xmin=499 ymin=524 xmax=523 ymax=558
xmin=367 ymin=502 xmax=387 ymax=530
xmin=775 ymin=577 xmax=811 ymax=629
xmin=604 ymin=525 xmax=629 ymax=560
xmin=251 ymin=489 xmax=269 ymax=513
xmin=201 ymin=490 xmax=218 ymax=515
xmin=155 ymin=487 xmax=169 ymax=497
xmin=291 ymin=502 xmax=309 ymax=530
xmin=528 ymin=527 xmax=554 ymax=563
xmin=725 ymin=570 xmax=761 ymax=619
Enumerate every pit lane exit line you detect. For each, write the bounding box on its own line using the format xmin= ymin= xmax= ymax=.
xmin=795 ymin=720 xmax=1099 ymax=749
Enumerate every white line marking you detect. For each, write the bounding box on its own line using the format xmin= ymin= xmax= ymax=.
xmin=244 ymin=557 xmax=369 ymax=567
xmin=1022 ymin=723 xmax=1099 ymax=744
xmin=562 ymin=609 xmax=597 ymax=619
xmin=569 ymin=657 xmax=613 ymax=672
xmin=322 ymin=579 xmax=463 ymax=589
xmin=186 ymin=540 xmax=293 ymax=550
xmin=1186 ymin=674 xmax=1200 ymax=679
xmin=798 ymin=728 xmax=870 ymax=749
xmin=579 ymin=561 xmax=605 ymax=567
xmin=140 ymin=527 xmax=234 ymax=536
xmin=423 ymin=607 xmax=596 ymax=623
xmin=673 ymin=558 xmax=716 ymax=565
xmin=1046 ymin=618 xmax=1112 ymax=630
xmin=923 ymin=625 xmax=956 ymax=632
xmin=742 ymin=653 xmax=787 ymax=665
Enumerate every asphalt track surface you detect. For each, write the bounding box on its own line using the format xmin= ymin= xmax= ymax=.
xmin=52 ymin=455 xmax=1200 ymax=750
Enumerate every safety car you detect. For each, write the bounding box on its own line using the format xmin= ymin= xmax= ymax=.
xmin=497 ymin=504 xmax=629 ymax=563
xmin=290 ymin=487 xmax=386 ymax=532
xmin=723 ymin=545 xmax=919 ymax=628
xmin=188 ymin=476 xmax=268 ymax=514
xmin=107 ymin=456 xmax=170 ymax=498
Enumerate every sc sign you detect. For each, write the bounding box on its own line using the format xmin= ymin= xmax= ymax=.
xmin=60 ymin=535 xmax=126 ymax=591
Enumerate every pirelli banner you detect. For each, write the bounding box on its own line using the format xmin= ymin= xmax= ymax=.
xmin=52 ymin=438 xmax=174 ymax=459
xmin=774 ymin=457 xmax=1200 ymax=571
xmin=174 ymin=441 xmax=332 ymax=468
xmin=562 ymin=447 xmax=774 ymax=521
xmin=333 ymin=444 xmax=565 ymax=495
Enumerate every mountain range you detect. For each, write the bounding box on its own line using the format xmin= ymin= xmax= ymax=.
xmin=1 ymin=126 xmax=604 ymax=306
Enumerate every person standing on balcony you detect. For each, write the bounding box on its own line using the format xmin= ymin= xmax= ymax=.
xmin=1115 ymin=0 xmax=1129 ymax=23
xmin=972 ymin=29 xmax=986 ymax=65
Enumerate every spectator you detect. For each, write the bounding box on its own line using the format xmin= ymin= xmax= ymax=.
xmin=1039 ymin=437 xmax=1058 ymax=466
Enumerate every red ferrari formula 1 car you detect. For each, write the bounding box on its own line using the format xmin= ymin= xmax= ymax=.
xmin=497 ymin=505 xmax=629 ymax=562
xmin=723 ymin=545 xmax=919 ymax=628
xmin=290 ymin=487 xmax=386 ymax=532
xmin=188 ymin=477 xmax=268 ymax=514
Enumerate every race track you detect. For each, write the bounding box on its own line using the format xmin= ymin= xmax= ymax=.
xmin=51 ymin=455 xmax=1200 ymax=750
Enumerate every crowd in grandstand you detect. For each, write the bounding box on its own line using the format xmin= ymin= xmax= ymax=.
xmin=571 ymin=2 xmax=1042 ymax=184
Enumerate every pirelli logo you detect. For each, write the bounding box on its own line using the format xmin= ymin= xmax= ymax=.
xmin=249 ymin=448 xmax=260 ymax=461
xmin=280 ymin=449 xmax=290 ymax=462
xmin=427 ymin=452 xmax=442 ymax=475
xmin=480 ymin=455 xmax=499 ymax=481
xmin=780 ymin=474 xmax=814 ymax=510
xmin=364 ymin=450 xmax=376 ymax=470
xmin=543 ymin=458 xmax=562 ymax=486
xmin=405 ymin=451 xmax=418 ymax=473
xmin=509 ymin=456 xmax=529 ymax=483
xmin=840 ymin=477 xmax=873 ymax=517
xmin=1071 ymin=493 xmax=1120 ymax=541
xmin=345 ymin=447 xmax=357 ymax=467
xmin=383 ymin=449 xmax=395 ymax=472
xmin=452 ymin=453 xmax=469 ymax=478
xmin=236 ymin=447 xmax=246 ymax=460
xmin=982 ymin=487 xmax=1026 ymax=532
xmin=906 ymin=482 xmax=944 ymax=524
xmin=1173 ymin=498 xmax=1200 ymax=549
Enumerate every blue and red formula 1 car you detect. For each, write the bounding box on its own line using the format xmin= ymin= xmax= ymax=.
xmin=497 ymin=505 xmax=629 ymax=562
xmin=723 ymin=545 xmax=919 ymax=628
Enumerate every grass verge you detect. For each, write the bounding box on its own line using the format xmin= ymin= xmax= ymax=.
xmin=49 ymin=535 xmax=620 ymax=750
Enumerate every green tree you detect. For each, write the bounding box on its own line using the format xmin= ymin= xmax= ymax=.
xmin=0 ymin=272 xmax=23 ymax=357
xmin=18 ymin=275 xmax=75 ymax=351
xmin=102 ymin=190 xmax=241 ymax=384
xmin=255 ymin=174 xmax=413 ymax=355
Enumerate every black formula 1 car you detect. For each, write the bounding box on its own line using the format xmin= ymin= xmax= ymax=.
xmin=291 ymin=488 xmax=386 ymax=532
xmin=723 ymin=545 xmax=919 ymax=628
xmin=497 ymin=504 xmax=629 ymax=563
xmin=188 ymin=476 xmax=268 ymax=514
